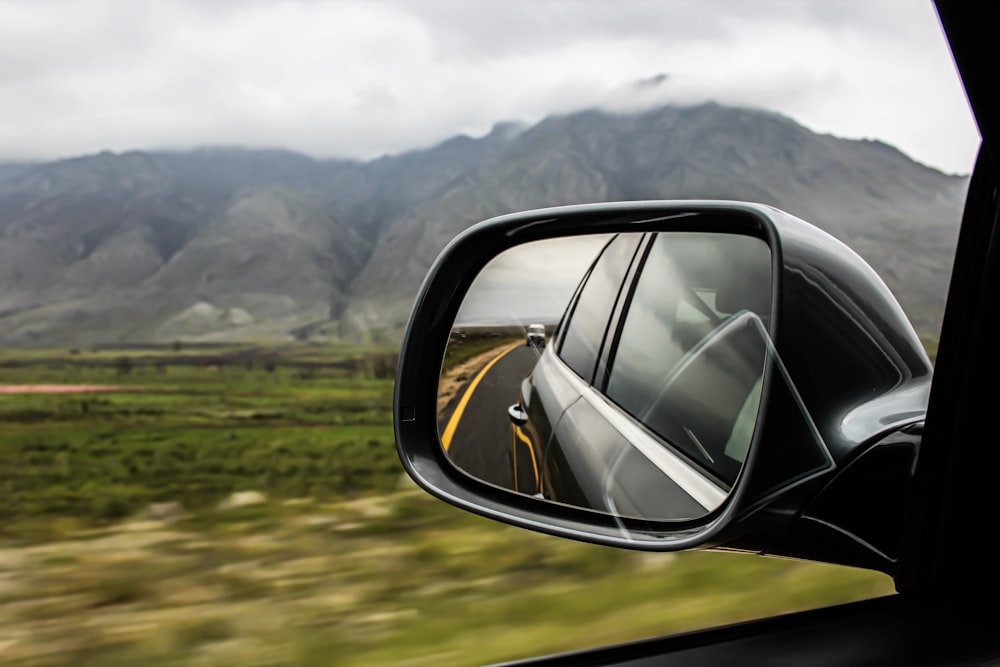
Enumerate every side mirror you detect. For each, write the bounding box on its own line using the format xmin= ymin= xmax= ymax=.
xmin=395 ymin=202 xmax=931 ymax=573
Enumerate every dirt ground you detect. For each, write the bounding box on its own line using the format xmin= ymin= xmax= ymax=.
xmin=0 ymin=385 xmax=145 ymax=394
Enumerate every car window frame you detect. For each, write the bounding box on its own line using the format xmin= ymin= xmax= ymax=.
xmin=555 ymin=233 xmax=644 ymax=384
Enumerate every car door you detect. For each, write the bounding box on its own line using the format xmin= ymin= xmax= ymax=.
xmin=544 ymin=230 xmax=772 ymax=520
xmin=515 ymin=233 xmax=644 ymax=500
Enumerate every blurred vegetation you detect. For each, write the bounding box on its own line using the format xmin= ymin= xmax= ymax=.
xmin=0 ymin=345 xmax=397 ymax=533
xmin=0 ymin=345 xmax=894 ymax=666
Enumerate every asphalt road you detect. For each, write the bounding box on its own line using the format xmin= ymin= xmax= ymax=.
xmin=441 ymin=343 xmax=541 ymax=489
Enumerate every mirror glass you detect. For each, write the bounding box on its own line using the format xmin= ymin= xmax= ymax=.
xmin=437 ymin=232 xmax=772 ymax=522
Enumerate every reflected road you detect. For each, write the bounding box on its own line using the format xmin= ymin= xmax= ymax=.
xmin=440 ymin=344 xmax=540 ymax=488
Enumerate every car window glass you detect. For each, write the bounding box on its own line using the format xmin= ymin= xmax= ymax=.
xmin=605 ymin=233 xmax=771 ymax=484
xmin=675 ymin=298 xmax=711 ymax=325
xmin=558 ymin=234 xmax=642 ymax=383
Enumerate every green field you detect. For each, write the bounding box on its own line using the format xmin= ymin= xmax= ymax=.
xmin=0 ymin=345 xmax=894 ymax=666
xmin=0 ymin=345 xmax=398 ymax=534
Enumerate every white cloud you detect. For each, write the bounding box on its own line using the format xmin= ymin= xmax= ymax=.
xmin=0 ymin=0 xmax=980 ymax=173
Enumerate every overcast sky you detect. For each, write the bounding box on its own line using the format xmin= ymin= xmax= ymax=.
xmin=0 ymin=0 xmax=980 ymax=174
xmin=457 ymin=235 xmax=612 ymax=326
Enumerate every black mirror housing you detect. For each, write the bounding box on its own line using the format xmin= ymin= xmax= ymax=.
xmin=394 ymin=201 xmax=930 ymax=569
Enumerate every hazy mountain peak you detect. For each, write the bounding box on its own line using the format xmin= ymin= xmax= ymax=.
xmin=486 ymin=120 xmax=528 ymax=142
xmin=633 ymin=73 xmax=669 ymax=90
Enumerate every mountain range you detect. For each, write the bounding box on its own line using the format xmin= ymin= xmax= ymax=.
xmin=0 ymin=103 xmax=967 ymax=346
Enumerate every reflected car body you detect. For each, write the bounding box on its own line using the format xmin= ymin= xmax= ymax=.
xmin=509 ymin=231 xmax=771 ymax=520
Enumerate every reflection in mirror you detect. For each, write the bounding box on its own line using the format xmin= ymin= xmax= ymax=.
xmin=437 ymin=232 xmax=772 ymax=522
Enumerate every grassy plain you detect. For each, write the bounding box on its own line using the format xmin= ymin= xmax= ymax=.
xmin=0 ymin=345 xmax=893 ymax=666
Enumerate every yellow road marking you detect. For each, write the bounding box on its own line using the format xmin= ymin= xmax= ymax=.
xmin=513 ymin=424 xmax=539 ymax=491
xmin=441 ymin=341 xmax=523 ymax=452
xmin=511 ymin=425 xmax=518 ymax=490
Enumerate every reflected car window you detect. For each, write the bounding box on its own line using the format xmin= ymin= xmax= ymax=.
xmin=558 ymin=234 xmax=642 ymax=382
xmin=605 ymin=233 xmax=771 ymax=484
